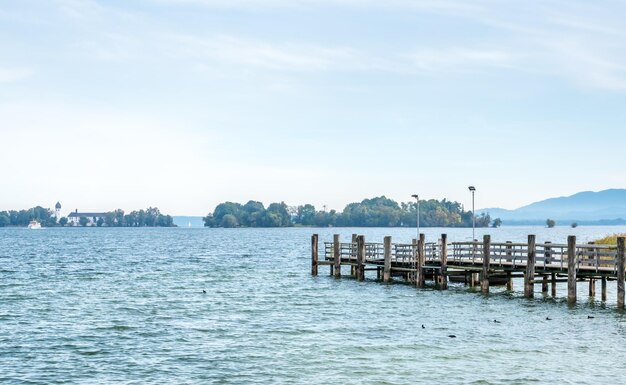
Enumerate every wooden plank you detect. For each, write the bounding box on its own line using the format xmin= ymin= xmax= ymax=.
xmin=481 ymin=234 xmax=491 ymax=294
xmin=333 ymin=234 xmax=341 ymax=278
xmin=568 ymin=235 xmax=577 ymax=305
xmin=524 ymin=235 xmax=536 ymax=298
xmin=383 ymin=236 xmax=392 ymax=283
xmin=311 ymin=234 xmax=318 ymax=276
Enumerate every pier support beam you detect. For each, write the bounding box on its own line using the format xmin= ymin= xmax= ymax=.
xmin=505 ymin=241 xmax=513 ymax=290
xmin=567 ymin=235 xmax=577 ymax=306
xmin=524 ymin=235 xmax=536 ymax=298
xmin=439 ymin=234 xmax=448 ymax=290
xmin=542 ymin=276 xmax=549 ymax=295
xmin=617 ymin=237 xmax=625 ymax=310
xmin=589 ymin=279 xmax=596 ymax=297
xmin=333 ymin=234 xmax=341 ymax=278
xmin=417 ymin=233 xmax=425 ymax=288
xmin=481 ymin=235 xmax=491 ymax=295
xmin=551 ymin=273 xmax=557 ymax=297
xmin=383 ymin=236 xmax=392 ymax=283
xmin=356 ymin=235 xmax=365 ymax=281
xmin=601 ymin=277 xmax=607 ymax=301
xmin=311 ymin=234 xmax=318 ymax=276
xmin=351 ymin=234 xmax=357 ymax=277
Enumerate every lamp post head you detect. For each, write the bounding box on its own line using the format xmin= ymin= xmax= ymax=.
xmin=468 ymin=186 xmax=476 ymax=192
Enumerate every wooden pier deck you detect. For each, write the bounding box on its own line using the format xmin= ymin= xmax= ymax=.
xmin=310 ymin=234 xmax=626 ymax=309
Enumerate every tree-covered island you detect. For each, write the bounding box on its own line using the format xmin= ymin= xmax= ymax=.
xmin=0 ymin=206 xmax=175 ymax=227
xmin=203 ymin=196 xmax=495 ymax=228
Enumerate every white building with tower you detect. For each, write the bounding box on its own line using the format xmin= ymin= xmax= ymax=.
xmin=54 ymin=202 xmax=62 ymax=221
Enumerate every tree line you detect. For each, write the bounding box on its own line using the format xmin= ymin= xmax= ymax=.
xmin=203 ymin=196 xmax=496 ymax=228
xmin=0 ymin=206 xmax=175 ymax=227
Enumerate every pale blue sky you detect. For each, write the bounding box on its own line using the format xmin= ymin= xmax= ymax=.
xmin=1 ymin=0 xmax=625 ymax=215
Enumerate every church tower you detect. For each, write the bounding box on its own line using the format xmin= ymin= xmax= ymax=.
xmin=55 ymin=202 xmax=62 ymax=220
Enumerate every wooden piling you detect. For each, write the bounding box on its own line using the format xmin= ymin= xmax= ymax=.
xmin=417 ymin=233 xmax=425 ymax=288
xmin=587 ymin=242 xmax=595 ymax=297
xmin=567 ymin=235 xmax=577 ymax=305
xmin=311 ymin=234 xmax=318 ymax=276
xmin=524 ymin=235 xmax=536 ymax=298
xmin=440 ymin=234 xmax=448 ymax=290
xmin=333 ymin=234 xmax=341 ymax=278
xmin=617 ymin=237 xmax=625 ymax=310
xmin=481 ymin=235 xmax=491 ymax=295
xmin=383 ymin=236 xmax=392 ymax=283
xmin=356 ymin=235 xmax=365 ymax=281
xmin=351 ymin=234 xmax=357 ymax=277
xmin=551 ymin=273 xmax=556 ymax=297
xmin=542 ymin=276 xmax=549 ymax=294
xmin=412 ymin=238 xmax=417 ymax=283
xmin=601 ymin=277 xmax=607 ymax=301
xmin=506 ymin=241 xmax=513 ymax=290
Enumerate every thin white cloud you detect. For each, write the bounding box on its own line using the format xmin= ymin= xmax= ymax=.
xmin=407 ymin=48 xmax=518 ymax=73
xmin=0 ymin=67 xmax=32 ymax=83
xmin=168 ymin=34 xmax=378 ymax=72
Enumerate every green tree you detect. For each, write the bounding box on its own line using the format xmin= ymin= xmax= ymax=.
xmin=492 ymin=218 xmax=502 ymax=228
xmin=0 ymin=212 xmax=10 ymax=227
xmin=546 ymin=219 xmax=556 ymax=228
xmin=79 ymin=217 xmax=89 ymax=227
xmin=59 ymin=217 xmax=68 ymax=226
xmin=96 ymin=217 xmax=104 ymax=227
xmin=220 ymin=214 xmax=238 ymax=228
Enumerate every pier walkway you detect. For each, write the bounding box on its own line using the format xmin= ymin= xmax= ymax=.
xmin=310 ymin=234 xmax=626 ymax=309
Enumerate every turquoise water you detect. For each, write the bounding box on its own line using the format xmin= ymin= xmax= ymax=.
xmin=2 ymin=226 xmax=626 ymax=384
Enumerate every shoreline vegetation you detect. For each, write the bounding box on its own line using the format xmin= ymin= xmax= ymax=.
xmin=203 ymin=196 xmax=495 ymax=228
xmin=0 ymin=206 xmax=175 ymax=227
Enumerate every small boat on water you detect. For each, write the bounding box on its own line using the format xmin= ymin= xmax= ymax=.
xmin=27 ymin=220 xmax=42 ymax=229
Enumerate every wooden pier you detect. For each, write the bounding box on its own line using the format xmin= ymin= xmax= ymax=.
xmin=310 ymin=234 xmax=626 ymax=309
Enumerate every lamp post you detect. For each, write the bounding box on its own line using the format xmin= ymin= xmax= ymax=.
xmin=411 ymin=194 xmax=419 ymax=239
xmin=468 ymin=186 xmax=476 ymax=240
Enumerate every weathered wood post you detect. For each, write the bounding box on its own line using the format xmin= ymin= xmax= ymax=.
xmin=333 ymin=234 xmax=341 ymax=278
xmin=524 ymin=235 xmax=536 ymax=298
xmin=506 ymin=241 xmax=513 ymax=290
xmin=588 ymin=242 xmax=596 ymax=297
xmin=383 ymin=236 xmax=392 ymax=283
xmin=601 ymin=277 xmax=607 ymax=302
xmin=357 ymin=235 xmax=365 ymax=281
xmin=551 ymin=273 xmax=557 ymax=297
xmin=542 ymin=276 xmax=549 ymax=295
xmin=311 ymin=234 xmax=318 ymax=276
xmin=567 ymin=235 xmax=577 ymax=305
xmin=417 ymin=233 xmax=425 ymax=288
xmin=481 ymin=235 xmax=491 ymax=295
xmin=440 ymin=234 xmax=448 ymax=290
xmin=351 ymin=234 xmax=357 ymax=277
xmin=617 ymin=237 xmax=625 ymax=310
xmin=542 ymin=241 xmax=551 ymax=294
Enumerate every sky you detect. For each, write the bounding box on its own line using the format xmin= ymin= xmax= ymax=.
xmin=1 ymin=0 xmax=626 ymax=215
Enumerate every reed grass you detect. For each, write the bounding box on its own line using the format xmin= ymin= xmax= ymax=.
xmin=594 ymin=233 xmax=626 ymax=245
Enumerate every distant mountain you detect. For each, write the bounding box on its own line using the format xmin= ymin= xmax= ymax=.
xmin=479 ymin=189 xmax=626 ymax=223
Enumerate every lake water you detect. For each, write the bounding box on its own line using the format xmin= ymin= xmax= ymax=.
xmin=2 ymin=226 xmax=626 ymax=384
